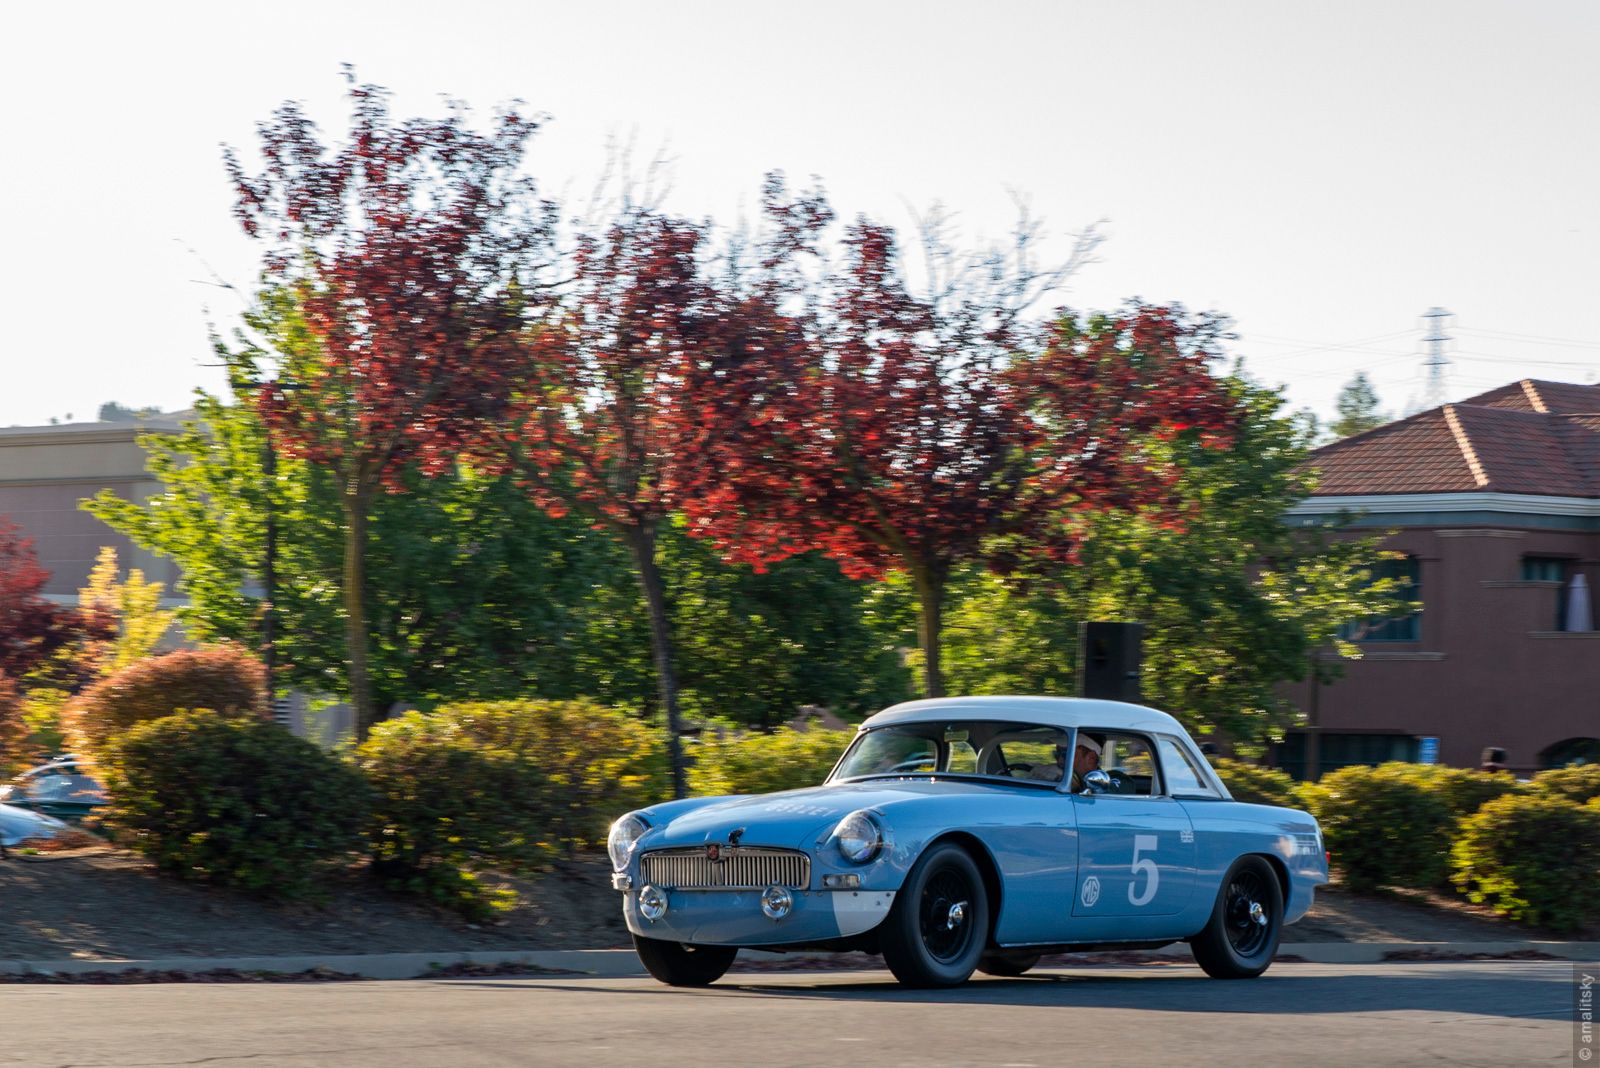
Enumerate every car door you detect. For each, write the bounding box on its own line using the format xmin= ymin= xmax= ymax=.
xmin=968 ymin=731 xmax=1083 ymax=946
xmin=1069 ymin=731 xmax=1197 ymax=930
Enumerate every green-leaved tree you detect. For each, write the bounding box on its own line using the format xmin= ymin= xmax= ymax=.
xmin=935 ymin=377 xmax=1408 ymax=748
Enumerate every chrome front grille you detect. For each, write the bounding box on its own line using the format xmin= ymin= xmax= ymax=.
xmin=640 ymin=847 xmax=810 ymax=890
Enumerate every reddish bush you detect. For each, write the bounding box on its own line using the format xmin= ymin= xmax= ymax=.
xmin=67 ymin=646 xmax=268 ymax=760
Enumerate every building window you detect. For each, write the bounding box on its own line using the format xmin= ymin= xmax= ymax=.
xmin=1522 ymin=557 xmax=1568 ymax=583
xmin=1522 ymin=556 xmax=1574 ymax=630
xmin=1275 ymin=732 xmax=1420 ymax=781
xmin=1338 ymin=556 xmax=1421 ymax=642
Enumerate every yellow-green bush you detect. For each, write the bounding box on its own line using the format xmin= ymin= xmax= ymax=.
xmin=1527 ymin=764 xmax=1600 ymax=806
xmin=1373 ymin=762 xmax=1523 ymax=822
xmin=415 ymin=700 xmax=669 ymax=850
xmin=1210 ymin=758 xmax=1302 ymax=809
xmin=101 ymin=710 xmax=370 ymax=899
xmin=0 ymin=672 xmax=22 ymax=771
xmin=1299 ymin=763 xmax=1454 ymax=891
xmin=688 ymin=728 xmax=854 ymax=796
xmin=357 ymin=711 xmax=549 ymax=916
xmin=1451 ymin=793 xmax=1600 ymax=932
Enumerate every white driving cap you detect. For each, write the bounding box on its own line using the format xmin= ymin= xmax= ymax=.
xmin=1077 ymin=735 xmax=1102 ymax=755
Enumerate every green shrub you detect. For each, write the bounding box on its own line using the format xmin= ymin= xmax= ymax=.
xmin=1527 ymin=764 xmax=1600 ymax=806
xmin=1451 ymin=793 xmax=1600 ymax=932
xmin=100 ymin=710 xmax=369 ymax=899
xmin=689 ymin=728 xmax=854 ymax=796
xmin=18 ymin=686 xmax=70 ymax=761
xmin=357 ymin=711 xmax=548 ymax=916
xmin=361 ymin=700 xmax=667 ymax=857
xmin=1211 ymin=758 xmax=1302 ymax=808
xmin=0 ymin=672 xmax=23 ymax=770
xmin=1299 ymin=763 xmax=1454 ymax=891
xmin=68 ymin=646 xmax=267 ymax=761
xmin=357 ymin=700 xmax=667 ymax=917
xmin=440 ymin=699 xmax=670 ymax=849
xmin=1376 ymin=762 xmax=1523 ymax=822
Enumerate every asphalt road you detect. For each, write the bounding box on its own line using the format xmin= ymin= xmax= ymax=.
xmin=2 ymin=961 xmax=1577 ymax=1068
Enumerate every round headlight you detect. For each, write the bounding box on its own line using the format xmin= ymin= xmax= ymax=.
xmin=834 ymin=809 xmax=882 ymax=864
xmin=608 ymin=813 xmax=648 ymax=870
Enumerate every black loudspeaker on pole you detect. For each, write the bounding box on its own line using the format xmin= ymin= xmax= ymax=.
xmin=1076 ymin=622 xmax=1144 ymax=702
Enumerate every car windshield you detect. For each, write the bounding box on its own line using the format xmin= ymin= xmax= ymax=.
xmin=13 ymin=764 xmax=106 ymax=804
xmin=829 ymin=721 xmax=1071 ymax=784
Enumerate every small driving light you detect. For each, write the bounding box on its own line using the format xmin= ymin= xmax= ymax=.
xmin=638 ymin=884 xmax=668 ymax=921
xmin=760 ymin=885 xmax=794 ymax=920
xmin=822 ymin=874 xmax=861 ymax=889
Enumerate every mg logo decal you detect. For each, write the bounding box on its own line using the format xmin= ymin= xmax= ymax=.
xmin=1080 ymin=875 xmax=1102 ymax=908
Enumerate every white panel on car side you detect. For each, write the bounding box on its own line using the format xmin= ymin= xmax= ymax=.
xmin=829 ymin=890 xmax=897 ymax=936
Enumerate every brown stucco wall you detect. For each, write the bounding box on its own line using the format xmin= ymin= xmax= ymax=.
xmin=1285 ymin=524 xmax=1600 ymax=774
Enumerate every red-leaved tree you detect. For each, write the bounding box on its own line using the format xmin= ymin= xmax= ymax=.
xmin=682 ymin=194 xmax=1240 ymax=696
xmin=226 ymin=77 xmax=554 ymax=737
xmin=0 ymin=516 xmax=111 ymax=691
xmin=506 ymin=208 xmax=753 ymax=797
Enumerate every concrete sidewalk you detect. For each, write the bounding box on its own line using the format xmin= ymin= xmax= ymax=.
xmin=3 ymin=941 xmax=1597 ymax=980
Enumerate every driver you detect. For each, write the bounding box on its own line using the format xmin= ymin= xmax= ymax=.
xmin=1029 ymin=735 xmax=1102 ymax=788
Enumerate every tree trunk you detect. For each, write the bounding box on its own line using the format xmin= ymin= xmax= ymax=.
xmin=627 ymin=523 xmax=688 ymax=799
xmin=913 ymin=564 xmax=948 ymax=699
xmin=342 ymin=488 xmax=376 ymax=742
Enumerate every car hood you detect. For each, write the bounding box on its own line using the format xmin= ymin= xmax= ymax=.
xmin=641 ymin=777 xmax=1030 ymax=850
xmin=0 ymin=802 xmax=68 ymax=847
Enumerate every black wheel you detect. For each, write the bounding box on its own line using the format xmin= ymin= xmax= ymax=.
xmin=1189 ymin=855 xmax=1283 ymax=979
xmin=880 ymin=841 xmax=990 ymax=988
xmin=977 ymin=951 xmax=1041 ymax=977
xmin=632 ymin=934 xmax=738 ymax=987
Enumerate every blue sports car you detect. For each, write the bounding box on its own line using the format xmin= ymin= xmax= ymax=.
xmin=609 ymin=697 xmax=1328 ymax=988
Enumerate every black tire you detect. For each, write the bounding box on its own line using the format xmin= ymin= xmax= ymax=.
xmin=977 ymin=951 xmax=1041 ymax=977
xmin=632 ymin=934 xmax=738 ymax=987
xmin=1189 ymin=855 xmax=1284 ymax=979
xmin=880 ymin=841 xmax=990 ymax=988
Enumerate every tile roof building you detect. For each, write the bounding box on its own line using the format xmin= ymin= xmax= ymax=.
xmin=1280 ymin=380 xmax=1600 ymax=777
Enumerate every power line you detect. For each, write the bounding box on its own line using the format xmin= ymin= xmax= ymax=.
xmin=1233 ymin=328 xmax=1418 ymax=361
xmin=1454 ymin=326 xmax=1600 ymax=352
xmin=1452 ymin=350 xmax=1597 ymax=369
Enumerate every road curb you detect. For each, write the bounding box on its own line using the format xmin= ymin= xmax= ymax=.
xmin=0 ymin=949 xmax=649 ymax=981
xmin=3 ymin=941 xmax=1597 ymax=979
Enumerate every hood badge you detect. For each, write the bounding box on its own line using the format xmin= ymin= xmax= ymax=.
xmin=706 ymin=828 xmax=745 ymax=862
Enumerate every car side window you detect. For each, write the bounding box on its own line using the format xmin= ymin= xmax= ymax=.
xmin=1092 ymin=733 xmax=1159 ymax=796
xmin=945 ymin=740 xmax=978 ymax=773
xmin=1155 ymin=735 xmax=1221 ymax=798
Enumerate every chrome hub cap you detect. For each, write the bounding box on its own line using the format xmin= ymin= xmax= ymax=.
xmin=946 ymin=901 xmax=968 ymax=930
xmin=1248 ymin=901 xmax=1267 ymax=927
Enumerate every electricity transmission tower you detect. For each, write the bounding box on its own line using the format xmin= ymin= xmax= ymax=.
xmin=1420 ymin=307 xmax=1452 ymax=410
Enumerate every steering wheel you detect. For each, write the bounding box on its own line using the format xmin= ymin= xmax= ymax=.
xmin=884 ymin=758 xmax=935 ymax=773
xmin=1000 ymin=761 xmax=1034 ymax=778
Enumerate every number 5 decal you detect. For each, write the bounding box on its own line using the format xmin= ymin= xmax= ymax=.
xmin=1128 ymin=834 xmax=1159 ymax=906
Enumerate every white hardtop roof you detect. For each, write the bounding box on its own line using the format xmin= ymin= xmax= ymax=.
xmin=861 ymin=696 xmax=1188 ymax=737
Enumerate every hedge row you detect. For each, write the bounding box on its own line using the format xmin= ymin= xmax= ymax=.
xmin=1210 ymin=757 xmax=1599 ymax=931
xmin=76 ymin=648 xmax=1600 ymax=930
xmin=80 ymin=649 xmax=859 ymax=914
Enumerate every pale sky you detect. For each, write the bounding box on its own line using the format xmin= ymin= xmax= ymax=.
xmin=2 ymin=0 xmax=1596 ymax=429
